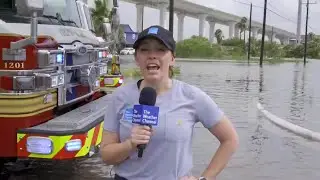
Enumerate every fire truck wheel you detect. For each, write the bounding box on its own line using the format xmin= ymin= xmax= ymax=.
xmin=0 ymin=158 xmax=10 ymax=180
xmin=0 ymin=158 xmax=4 ymax=173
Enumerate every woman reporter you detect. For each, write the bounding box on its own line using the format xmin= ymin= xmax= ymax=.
xmin=100 ymin=25 xmax=239 ymax=180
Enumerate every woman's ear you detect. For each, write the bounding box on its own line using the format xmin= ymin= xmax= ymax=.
xmin=169 ymin=52 xmax=175 ymax=66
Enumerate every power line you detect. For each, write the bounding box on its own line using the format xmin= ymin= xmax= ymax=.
xmin=231 ymin=0 xmax=296 ymax=24
xmin=267 ymin=2 xmax=297 ymax=23
xmin=302 ymin=0 xmax=317 ymax=34
xmin=232 ymin=0 xmax=317 ymax=32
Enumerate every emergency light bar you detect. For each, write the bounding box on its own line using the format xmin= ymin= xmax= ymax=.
xmin=37 ymin=49 xmax=65 ymax=68
xmin=65 ymin=139 xmax=82 ymax=152
xmin=95 ymin=48 xmax=110 ymax=62
xmin=26 ymin=136 xmax=53 ymax=155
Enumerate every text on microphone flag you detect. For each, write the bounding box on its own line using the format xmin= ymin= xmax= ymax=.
xmin=132 ymin=105 xmax=159 ymax=126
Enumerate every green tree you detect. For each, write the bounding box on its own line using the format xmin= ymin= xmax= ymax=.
xmin=91 ymin=0 xmax=111 ymax=38
xmin=91 ymin=0 xmax=125 ymax=53
xmin=118 ymin=26 xmax=126 ymax=50
xmin=215 ymin=29 xmax=223 ymax=44
xmin=308 ymin=32 xmax=315 ymax=41
xmin=176 ymin=36 xmax=223 ymax=58
xmin=237 ymin=17 xmax=247 ymax=41
xmin=175 ymin=33 xmax=320 ymax=60
xmin=307 ymin=36 xmax=320 ymax=58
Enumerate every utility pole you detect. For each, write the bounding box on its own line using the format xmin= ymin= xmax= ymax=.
xmin=271 ymin=26 xmax=274 ymax=43
xmin=248 ymin=3 xmax=252 ymax=63
xmin=169 ymin=0 xmax=174 ymax=32
xmin=297 ymin=0 xmax=302 ymax=44
xmin=260 ymin=0 xmax=267 ymax=67
xmin=303 ymin=0 xmax=309 ymax=65
xmin=303 ymin=0 xmax=317 ymax=65
xmin=141 ymin=7 xmax=144 ymax=30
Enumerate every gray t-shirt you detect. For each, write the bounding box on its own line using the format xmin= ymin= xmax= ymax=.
xmin=103 ymin=79 xmax=224 ymax=180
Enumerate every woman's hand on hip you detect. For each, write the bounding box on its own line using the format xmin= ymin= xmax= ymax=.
xmin=130 ymin=125 xmax=153 ymax=147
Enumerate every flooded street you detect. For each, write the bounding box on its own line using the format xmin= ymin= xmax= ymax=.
xmin=6 ymin=57 xmax=320 ymax=180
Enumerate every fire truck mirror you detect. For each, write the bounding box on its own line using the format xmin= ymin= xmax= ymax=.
xmin=11 ymin=0 xmax=44 ymax=50
xmin=16 ymin=0 xmax=44 ymax=17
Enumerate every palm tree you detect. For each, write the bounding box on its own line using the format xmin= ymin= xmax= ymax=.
xmin=215 ymin=29 xmax=223 ymax=44
xmin=237 ymin=17 xmax=247 ymax=41
xmin=308 ymin=32 xmax=315 ymax=41
xmin=91 ymin=0 xmax=125 ymax=53
xmin=91 ymin=0 xmax=111 ymax=38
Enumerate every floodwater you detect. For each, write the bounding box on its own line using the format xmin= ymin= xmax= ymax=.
xmin=5 ymin=57 xmax=320 ymax=180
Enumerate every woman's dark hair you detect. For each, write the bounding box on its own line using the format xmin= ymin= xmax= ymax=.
xmin=169 ymin=66 xmax=174 ymax=78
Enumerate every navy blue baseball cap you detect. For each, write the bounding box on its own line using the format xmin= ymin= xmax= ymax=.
xmin=133 ymin=25 xmax=176 ymax=52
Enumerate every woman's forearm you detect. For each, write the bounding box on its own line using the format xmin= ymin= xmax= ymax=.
xmin=100 ymin=139 xmax=136 ymax=165
xmin=201 ymin=140 xmax=238 ymax=179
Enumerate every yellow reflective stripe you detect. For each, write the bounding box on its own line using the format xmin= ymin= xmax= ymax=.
xmin=0 ymin=106 xmax=55 ymax=118
xmin=96 ymin=122 xmax=104 ymax=146
xmin=17 ymin=134 xmax=26 ymax=143
xmin=0 ymin=93 xmax=57 ymax=106
xmin=75 ymin=127 xmax=95 ymax=157
xmin=0 ymin=103 xmax=56 ymax=114
xmin=0 ymin=89 xmax=56 ymax=99
xmin=28 ymin=135 xmax=72 ymax=159
xmin=104 ymin=78 xmax=120 ymax=87
xmin=0 ymin=90 xmax=57 ymax=117
xmin=19 ymin=122 xmax=104 ymax=159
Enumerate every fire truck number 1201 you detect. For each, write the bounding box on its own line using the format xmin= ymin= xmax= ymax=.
xmin=4 ymin=62 xmax=25 ymax=69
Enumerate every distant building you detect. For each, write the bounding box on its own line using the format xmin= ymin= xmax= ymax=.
xmin=120 ymin=24 xmax=139 ymax=47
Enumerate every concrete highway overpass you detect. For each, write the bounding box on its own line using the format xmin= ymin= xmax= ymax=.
xmin=119 ymin=0 xmax=296 ymax=44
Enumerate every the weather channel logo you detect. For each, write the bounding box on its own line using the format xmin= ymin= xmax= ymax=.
xmin=132 ymin=105 xmax=159 ymax=126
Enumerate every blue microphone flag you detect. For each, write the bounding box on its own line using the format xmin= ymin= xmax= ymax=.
xmin=132 ymin=104 xmax=159 ymax=126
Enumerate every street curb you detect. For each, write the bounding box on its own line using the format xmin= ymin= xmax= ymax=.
xmin=257 ymin=102 xmax=320 ymax=142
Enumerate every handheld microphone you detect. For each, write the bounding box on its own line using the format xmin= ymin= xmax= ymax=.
xmin=132 ymin=87 xmax=159 ymax=158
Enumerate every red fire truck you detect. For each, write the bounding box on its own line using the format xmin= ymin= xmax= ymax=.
xmin=0 ymin=0 xmax=122 ymax=173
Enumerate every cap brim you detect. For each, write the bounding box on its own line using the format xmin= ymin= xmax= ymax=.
xmin=133 ymin=34 xmax=172 ymax=51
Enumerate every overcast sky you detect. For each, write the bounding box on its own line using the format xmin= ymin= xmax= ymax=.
xmin=89 ymin=0 xmax=320 ymax=41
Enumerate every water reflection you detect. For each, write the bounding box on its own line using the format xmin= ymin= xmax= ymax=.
xmin=245 ymin=70 xmax=250 ymax=92
xmin=250 ymin=66 xmax=267 ymax=163
xmin=290 ymin=63 xmax=304 ymax=122
xmin=259 ymin=67 xmax=264 ymax=94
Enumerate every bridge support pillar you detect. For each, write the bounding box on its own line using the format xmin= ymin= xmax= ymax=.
xmin=159 ymin=3 xmax=168 ymax=28
xmin=271 ymin=33 xmax=276 ymax=43
xmin=209 ymin=21 xmax=216 ymax=43
xmin=234 ymin=26 xmax=240 ymax=39
xmin=228 ymin=22 xmax=236 ymax=39
xmin=280 ymin=37 xmax=290 ymax=45
xmin=136 ymin=4 xmax=144 ymax=32
xmin=267 ymin=32 xmax=276 ymax=43
xmin=198 ymin=14 xmax=207 ymax=37
xmin=177 ymin=13 xmax=185 ymax=42
xmin=251 ymin=27 xmax=259 ymax=39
